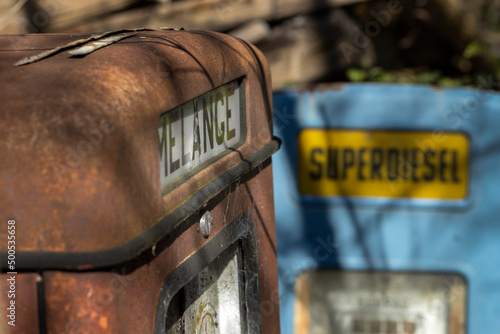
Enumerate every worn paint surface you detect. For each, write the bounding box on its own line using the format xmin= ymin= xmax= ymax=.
xmin=68 ymin=32 xmax=137 ymax=56
xmin=0 ymin=30 xmax=279 ymax=333
xmin=0 ymin=30 xmax=273 ymax=254
xmin=42 ymin=163 xmax=278 ymax=333
xmin=295 ymin=272 xmax=466 ymax=334
xmin=273 ymin=83 xmax=500 ymax=334
xmin=0 ymin=273 xmax=40 ymax=334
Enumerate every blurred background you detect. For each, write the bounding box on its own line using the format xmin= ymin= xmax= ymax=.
xmin=1 ymin=0 xmax=500 ymax=90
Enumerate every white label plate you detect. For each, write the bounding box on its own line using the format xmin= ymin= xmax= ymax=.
xmin=158 ymin=80 xmax=244 ymax=193
xmin=166 ymin=245 xmax=245 ymax=334
xmin=295 ymin=271 xmax=466 ymax=334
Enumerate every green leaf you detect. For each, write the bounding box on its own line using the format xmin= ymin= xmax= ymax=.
xmin=463 ymin=41 xmax=483 ymax=59
xmin=416 ymin=71 xmax=441 ymax=84
xmin=438 ymin=77 xmax=463 ymax=87
xmin=346 ymin=68 xmax=367 ymax=82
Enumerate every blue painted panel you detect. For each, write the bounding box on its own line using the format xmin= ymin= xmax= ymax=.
xmin=273 ymin=83 xmax=500 ymax=334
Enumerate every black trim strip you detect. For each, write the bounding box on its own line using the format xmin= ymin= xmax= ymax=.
xmin=0 ymin=138 xmax=280 ymax=272
xmin=37 ymin=274 xmax=47 ymax=334
xmin=154 ymin=213 xmax=260 ymax=334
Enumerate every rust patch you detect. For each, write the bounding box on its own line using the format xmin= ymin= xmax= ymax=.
xmin=41 ymin=163 xmax=279 ymax=333
xmin=448 ymin=284 xmax=466 ymax=334
xmin=1 ymin=28 xmax=279 ymax=333
xmin=0 ymin=273 xmax=40 ymax=334
xmin=13 ymin=30 xmax=128 ymax=66
xmin=13 ymin=27 xmax=185 ymax=66
xmin=1 ymin=30 xmax=274 ymax=254
xmin=77 ymin=264 xmax=94 ymax=270
xmin=294 ymin=273 xmax=311 ymax=334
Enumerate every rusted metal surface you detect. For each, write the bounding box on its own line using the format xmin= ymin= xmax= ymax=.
xmin=0 ymin=273 xmax=40 ymax=334
xmin=448 ymin=284 xmax=466 ymax=334
xmin=294 ymin=273 xmax=310 ymax=334
xmin=0 ymin=30 xmax=273 ymax=256
xmin=41 ymin=163 xmax=279 ymax=333
xmin=13 ymin=29 xmax=129 ymax=66
xmin=0 ymin=29 xmax=279 ymax=333
xmin=13 ymin=28 xmax=182 ymax=66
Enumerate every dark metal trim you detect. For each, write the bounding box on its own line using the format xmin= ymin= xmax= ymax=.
xmin=37 ymin=273 xmax=47 ymax=334
xmin=0 ymin=138 xmax=280 ymax=272
xmin=154 ymin=213 xmax=261 ymax=334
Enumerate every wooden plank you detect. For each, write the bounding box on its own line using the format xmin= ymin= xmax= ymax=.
xmin=0 ymin=0 xmax=30 ymax=33
xmin=227 ymin=19 xmax=270 ymax=44
xmin=258 ymin=10 xmax=376 ymax=89
xmin=30 ymin=0 xmax=141 ymax=32
xmin=49 ymin=0 xmax=368 ymax=33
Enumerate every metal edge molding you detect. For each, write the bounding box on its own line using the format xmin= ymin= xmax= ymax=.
xmin=0 ymin=138 xmax=280 ymax=272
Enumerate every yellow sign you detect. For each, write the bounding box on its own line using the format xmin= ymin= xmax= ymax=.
xmin=298 ymin=129 xmax=469 ymax=200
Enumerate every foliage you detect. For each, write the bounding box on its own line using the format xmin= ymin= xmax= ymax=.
xmin=346 ymin=61 xmax=499 ymax=89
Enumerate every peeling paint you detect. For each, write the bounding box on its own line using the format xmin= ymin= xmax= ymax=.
xmin=13 ymin=27 xmax=182 ymax=66
xmin=69 ymin=33 xmax=136 ymax=56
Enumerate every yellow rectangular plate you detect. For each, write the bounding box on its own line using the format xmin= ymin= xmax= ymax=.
xmin=298 ymin=129 xmax=469 ymax=200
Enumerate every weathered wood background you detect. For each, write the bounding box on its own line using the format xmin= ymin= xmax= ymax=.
xmin=0 ymin=0 xmax=492 ymax=89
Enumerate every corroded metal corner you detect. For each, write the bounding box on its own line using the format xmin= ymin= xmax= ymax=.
xmin=0 ymin=29 xmax=276 ymax=268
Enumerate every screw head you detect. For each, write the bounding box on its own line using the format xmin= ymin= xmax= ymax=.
xmin=200 ymin=211 xmax=213 ymax=239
